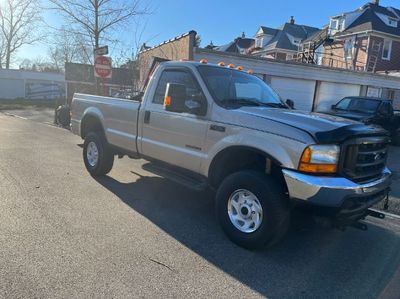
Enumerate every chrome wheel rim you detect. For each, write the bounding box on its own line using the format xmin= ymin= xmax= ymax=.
xmin=86 ymin=141 xmax=99 ymax=167
xmin=227 ymin=189 xmax=263 ymax=233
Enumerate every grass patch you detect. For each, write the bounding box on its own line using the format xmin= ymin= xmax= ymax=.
xmin=0 ymin=99 xmax=60 ymax=110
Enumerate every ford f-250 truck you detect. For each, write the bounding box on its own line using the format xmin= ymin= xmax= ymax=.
xmin=71 ymin=60 xmax=392 ymax=249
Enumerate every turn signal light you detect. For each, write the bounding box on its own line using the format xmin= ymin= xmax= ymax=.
xmin=200 ymin=59 xmax=208 ymax=64
xmin=218 ymin=61 xmax=225 ymax=66
xmin=247 ymin=69 xmax=254 ymax=74
xmin=237 ymin=66 xmax=243 ymax=71
xmin=228 ymin=63 xmax=235 ymax=68
xmin=298 ymin=163 xmax=337 ymax=173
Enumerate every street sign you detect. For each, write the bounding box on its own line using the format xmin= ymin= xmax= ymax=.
xmin=94 ymin=56 xmax=112 ymax=79
xmin=94 ymin=46 xmax=109 ymax=56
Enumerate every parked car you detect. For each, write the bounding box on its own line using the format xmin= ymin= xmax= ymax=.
xmin=70 ymin=61 xmax=392 ymax=249
xmin=328 ymin=96 xmax=400 ymax=145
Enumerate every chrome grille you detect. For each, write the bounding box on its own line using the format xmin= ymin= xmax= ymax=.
xmin=341 ymin=137 xmax=388 ymax=182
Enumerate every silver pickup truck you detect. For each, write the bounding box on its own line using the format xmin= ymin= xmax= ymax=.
xmin=71 ymin=60 xmax=392 ymax=249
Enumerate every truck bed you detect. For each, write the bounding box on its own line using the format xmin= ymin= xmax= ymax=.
xmin=71 ymin=93 xmax=141 ymax=153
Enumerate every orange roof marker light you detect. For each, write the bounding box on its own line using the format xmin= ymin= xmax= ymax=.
xmin=228 ymin=63 xmax=235 ymax=69
xmin=218 ymin=61 xmax=225 ymax=67
xmin=200 ymin=59 xmax=208 ymax=64
xmin=247 ymin=69 xmax=254 ymax=75
xmin=237 ymin=66 xmax=243 ymax=71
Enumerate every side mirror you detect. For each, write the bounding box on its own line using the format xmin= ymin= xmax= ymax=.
xmin=331 ymin=104 xmax=336 ymax=110
xmin=286 ymin=99 xmax=295 ymax=109
xmin=164 ymin=83 xmax=187 ymax=113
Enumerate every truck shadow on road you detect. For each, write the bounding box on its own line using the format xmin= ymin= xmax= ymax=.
xmin=95 ymin=173 xmax=400 ymax=298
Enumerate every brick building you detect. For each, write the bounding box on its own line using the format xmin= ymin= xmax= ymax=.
xmin=302 ymin=0 xmax=400 ymax=72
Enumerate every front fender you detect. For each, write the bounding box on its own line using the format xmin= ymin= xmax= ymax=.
xmin=201 ymin=128 xmax=308 ymax=177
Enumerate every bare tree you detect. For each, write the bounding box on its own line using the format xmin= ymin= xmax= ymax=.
xmin=0 ymin=0 xmax=42 ymax=69
xmin=47 ymin=27 xmax=92 ymax=71
xmin=47 ymin=0 xmax=150 ymax=51
xmin=19 ymin=56 xmax=61 ymax=73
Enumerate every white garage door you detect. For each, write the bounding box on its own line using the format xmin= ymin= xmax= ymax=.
xmin=271 ymin=77 xmax=316 ymax=111
xmin=316 ymin=82 xmax=360 ymax=112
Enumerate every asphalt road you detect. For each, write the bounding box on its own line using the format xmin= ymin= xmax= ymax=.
xmin=1 ymin=113 xmax=400 ymax=299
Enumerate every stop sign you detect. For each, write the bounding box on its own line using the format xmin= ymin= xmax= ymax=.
xmin=94 ymin=56 xmax=112 ymax=79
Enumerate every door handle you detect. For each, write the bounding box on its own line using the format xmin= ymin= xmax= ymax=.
xmin=144 ymin=110 xmax=151 ymax=124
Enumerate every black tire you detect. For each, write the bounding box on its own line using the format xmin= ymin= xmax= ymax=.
xmin=215 ymin=170 xmax=290 ymax=250
xmin=83 ymin=132 xmax=114 ymax=176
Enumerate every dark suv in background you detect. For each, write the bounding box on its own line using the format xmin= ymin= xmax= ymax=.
xmin=328 ymin=97 xmax=400 ymax=145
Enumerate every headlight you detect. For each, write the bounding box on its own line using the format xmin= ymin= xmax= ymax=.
xmin=298 ymin=145 xmax=340 ymax=174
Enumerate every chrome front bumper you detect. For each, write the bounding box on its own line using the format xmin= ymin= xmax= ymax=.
xmin=282 ymin=168 xmax=392 ymax=208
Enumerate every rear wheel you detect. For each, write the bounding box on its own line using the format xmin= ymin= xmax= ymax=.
xmin=215 ymin=170 xmax=290 ymax=250
xmin=83 ymin=132 xmax=114 ymax=176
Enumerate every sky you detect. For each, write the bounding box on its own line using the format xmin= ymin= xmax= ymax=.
xmin=17 ymin=0 xmax=400 ymax=66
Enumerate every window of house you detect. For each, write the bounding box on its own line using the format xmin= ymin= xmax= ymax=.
xmin=293 ymin=39 xmax=301 ymax=45
xmin=382 ymin=39 xmax=392 ymax=60
xmin=256 ymin=37 xmax=264 ymax=48
xmin=388 ymin=17 xmax=398 ymax=27
xmin=341 ymin=19 xmax=346 ymax=30
xmin=330 ymin=19 xmax=338 ymax=30
xmin=153 ymin=69 xmax=202 ymax=104
xmin=344 ymin=37 xmax=355 ymax=60
xmin=286 ymin=54 xmax=294 ymax=61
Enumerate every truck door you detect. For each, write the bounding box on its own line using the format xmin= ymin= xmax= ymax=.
xmin=140 ymin=67 xmax=209 ymax=173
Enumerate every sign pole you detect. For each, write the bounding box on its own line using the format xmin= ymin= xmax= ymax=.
xmin=102 ymin=78 xmax=106 ymax=96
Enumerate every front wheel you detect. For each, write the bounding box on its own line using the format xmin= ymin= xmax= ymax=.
xmin=83 ymin=132 xmax=114 ymax=176
xmin=215 ymin=170 xmax=290 ymax=250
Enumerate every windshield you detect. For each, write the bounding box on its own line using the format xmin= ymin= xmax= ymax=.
xmin=198 ymin=65 xmax=286 ymax=108
xmin=335 ymin=98 xmax=380 ymax=114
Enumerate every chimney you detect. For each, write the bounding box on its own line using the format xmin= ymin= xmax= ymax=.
xmin=289 ymin=16 xmax=295 ymax=25
xmin=241 ymin=32 xmax=245 ymax=38
xmin=371 ymin=0 xmax=379 ymax=5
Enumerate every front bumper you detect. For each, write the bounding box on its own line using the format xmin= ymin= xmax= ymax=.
xmin=282 ymin=167 xmax=392 ymax=208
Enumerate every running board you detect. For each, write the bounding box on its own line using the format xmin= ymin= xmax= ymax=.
xmin=142 ymin=163 xmax=208 ymax=191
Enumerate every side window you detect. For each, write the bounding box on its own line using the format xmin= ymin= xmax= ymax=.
xmin=336 ymin=98 xmax=351 ymax=110
xmin=153 ymin=69 xmax=202 ymax=105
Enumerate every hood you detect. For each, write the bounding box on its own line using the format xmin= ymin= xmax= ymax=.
xmin=326 ymin=110 xmax=371 ymax=122
xmin=235 ymin=107 xmax=388 ymax=143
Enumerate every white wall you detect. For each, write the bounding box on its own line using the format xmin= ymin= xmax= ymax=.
xmin=271 ymin=77 xmax=316 ymax=111
xmin=0 ymin=69 xmax=65 ymax=99
xmin=0 ymin=79 xmax=25 ymax=98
